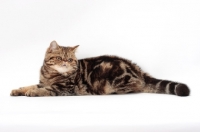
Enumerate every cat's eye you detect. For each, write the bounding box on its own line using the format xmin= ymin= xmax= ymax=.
xmin=68 ymin=58 xmax=73 ymax=62
xmin=56 ymin=56 xmax=62 ymax=60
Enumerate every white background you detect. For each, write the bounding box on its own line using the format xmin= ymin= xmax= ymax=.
xmin=0 ymin=0 xmax=200 ymax=132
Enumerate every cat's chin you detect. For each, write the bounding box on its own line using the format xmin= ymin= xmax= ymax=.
xmin=50 ymin=65 xmax=72 ymax=74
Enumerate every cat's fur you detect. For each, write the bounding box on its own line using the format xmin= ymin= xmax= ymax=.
xmin=10 ymin=41 xmax=190 ymax=97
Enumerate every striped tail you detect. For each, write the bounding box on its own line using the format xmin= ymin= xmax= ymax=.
xmin=143 ymin=74 xmax=190 ymax=96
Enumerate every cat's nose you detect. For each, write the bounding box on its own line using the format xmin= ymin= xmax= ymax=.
xmin=62 ymin=63 xmax=66 ymax=66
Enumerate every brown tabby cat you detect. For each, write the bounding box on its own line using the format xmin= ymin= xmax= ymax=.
xmin=10 ymin=41 xmax=190 ymax=97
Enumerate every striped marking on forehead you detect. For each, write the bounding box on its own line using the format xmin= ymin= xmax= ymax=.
xmin=61 ymin=47 xmax=73 ymax=58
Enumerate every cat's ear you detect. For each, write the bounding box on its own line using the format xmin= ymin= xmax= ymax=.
xmin=48 ymin=41 xmax=59 ymax=52
xmin=71 ymin=45 xmax=79 ymax=52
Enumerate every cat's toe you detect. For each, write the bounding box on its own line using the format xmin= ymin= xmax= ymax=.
xmin=25 ymin=90 xmax=38 ymax=97
xmin=10 ymin=90 xmax=17 ymax=96
xmin=10 ymin=89 xmax=23 ymax=96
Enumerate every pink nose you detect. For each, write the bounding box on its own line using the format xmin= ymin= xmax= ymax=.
xmin=62 ymin=63 xmax=66 ymax=66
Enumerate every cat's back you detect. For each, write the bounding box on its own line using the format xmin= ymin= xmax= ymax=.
xmin=79 ymin=55 xmax=133 ymax=65
xmin=78 ymin=55 xmax=143 ymax=79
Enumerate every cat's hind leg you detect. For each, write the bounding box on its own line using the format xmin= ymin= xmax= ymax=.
xmin=114 ymin=75 xmax=145 ymax=94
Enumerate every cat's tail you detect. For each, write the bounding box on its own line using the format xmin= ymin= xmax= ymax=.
xmin=142 ymin=74 xmax=190 ymax=96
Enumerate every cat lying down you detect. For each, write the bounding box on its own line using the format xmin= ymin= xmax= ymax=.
xmin=11 ymin=41 xmax=190 ymax=97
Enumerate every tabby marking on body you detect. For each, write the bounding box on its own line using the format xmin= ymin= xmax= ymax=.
xmin=10 ymin=41 xmax=190 ymax=97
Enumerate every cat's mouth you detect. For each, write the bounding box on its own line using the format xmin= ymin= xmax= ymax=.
xmin=50 ymin=65 xmax=72 ymax=73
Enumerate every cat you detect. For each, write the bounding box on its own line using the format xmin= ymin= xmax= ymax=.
xmin=10 ymin=41 xmax=190 ymax=97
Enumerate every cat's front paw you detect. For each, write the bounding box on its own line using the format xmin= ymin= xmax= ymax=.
xmin=10 ymin=89 xmax=24 ymax=96
xmin=25 ymin=89 xmax=39 ymax=97
xmin=25 ymin=88 xmax=52 ymax=97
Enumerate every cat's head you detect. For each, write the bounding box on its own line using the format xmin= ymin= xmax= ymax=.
xmin=44 ymin=41 xmax=79 ymax=75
